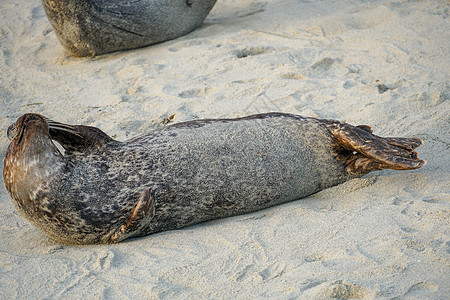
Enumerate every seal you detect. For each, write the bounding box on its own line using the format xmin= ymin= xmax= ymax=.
xmin=41 ymin=0 xmax=218 ymax=56
xmin=3 ymin=113 xmax=425 ymax=244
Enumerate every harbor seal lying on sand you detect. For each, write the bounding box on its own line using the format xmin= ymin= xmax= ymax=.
xmin=42 ymin=0 xmax=217 ymax=56
xmin=3 ymin=113 xmax=425 ymax=244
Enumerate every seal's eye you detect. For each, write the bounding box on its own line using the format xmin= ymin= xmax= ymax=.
xmin=7 ymin=123 xmax=16 ymax=140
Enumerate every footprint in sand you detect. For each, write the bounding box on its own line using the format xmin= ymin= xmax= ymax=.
xmin=304 ymin=280 xmax=376 ymax=299
xmin=1 ymin=49 xmax=13 ymax=67
xmin=233 ymin=46 xmax=274 ymax=58
xmin=31 ymin=6 xmax=45 ymax=19
xmin=208 ymin=1 xmax=267 ymax=22
xmin=178 ymin=87 xmax=216 ymax=98
xmin=310 ymin=57 xmax=342 ymax=71
xmin=281 ymin=72 xmax=306 ymax=80
xmin=258 ymin=262 xmax=286 ymax=281
xmin=392 ymin=281 xmax=438 ymax=299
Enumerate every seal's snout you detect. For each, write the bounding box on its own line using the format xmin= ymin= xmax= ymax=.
xmin=7 ymin=113 xmax=50 ymax=146
xmin=7 ymin=123 xmax=16 ymax=140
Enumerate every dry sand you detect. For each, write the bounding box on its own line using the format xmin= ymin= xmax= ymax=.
xmin=0 ymin=0 xmax=449 ymax=299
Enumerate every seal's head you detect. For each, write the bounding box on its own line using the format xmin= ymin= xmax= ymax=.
xmin=6 ymin=113 xmax=51 ymax=147
xmin=3 ymin=113 xmax=64 ymax=219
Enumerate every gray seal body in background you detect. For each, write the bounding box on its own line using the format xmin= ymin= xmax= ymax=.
xmin=42 ymin=0 xmax=217 ymax=56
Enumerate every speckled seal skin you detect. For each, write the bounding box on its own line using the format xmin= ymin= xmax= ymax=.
xmin=3 ymin=113 xmax=425 ymax=244
xmin=41 ymin=0 xmax=217 ymax=56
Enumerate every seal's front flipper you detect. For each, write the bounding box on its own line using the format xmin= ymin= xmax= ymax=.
xmin=105 ymin=188 xmax=156 ymax=244
xmin=46 ymin=119 xmax=118 ymax=153
xmin=326 ymin=122 xmax=426 ymax=175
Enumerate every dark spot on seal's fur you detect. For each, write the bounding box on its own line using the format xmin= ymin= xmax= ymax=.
xmin=100 ymin=162 xmax=109 ymax=173
xmin=45 ymin=200 xmax=58 ymax=217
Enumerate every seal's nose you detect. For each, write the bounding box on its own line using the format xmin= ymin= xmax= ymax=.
xmin=7 ymin=123 xmax=16 ymax=140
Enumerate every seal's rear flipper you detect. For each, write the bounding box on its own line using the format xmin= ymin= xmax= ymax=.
xmin=325 ymin=122 xmax=426 ymax=175
xmin=46 ymin=119 xmax=118 ymax=153
xmin=104 ymin=188 xmax=156 ymax=244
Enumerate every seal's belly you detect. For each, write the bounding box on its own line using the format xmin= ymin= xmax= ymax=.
xmin=130 ymin=116 xmax=350 ymax=234
xmin=46 ymin=115 xmax=351 ymax=242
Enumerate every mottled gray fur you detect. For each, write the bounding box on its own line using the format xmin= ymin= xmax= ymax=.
xmin=3 ymin=113 xmax=424 ymax=244
xmin=42 ymin=0 xmax=217 ymax=56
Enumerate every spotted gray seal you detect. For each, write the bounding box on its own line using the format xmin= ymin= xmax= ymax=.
xmin=3 ymin=113 xmax=425 ymax=244
xmin=42 ymin=0 xmax=217 ymax=56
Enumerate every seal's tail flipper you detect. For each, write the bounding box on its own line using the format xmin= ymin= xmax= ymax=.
xmin=325 ymin=121 xmax=426 ymax=175
xmin=46 ymin=119 xmax=118 ymax=153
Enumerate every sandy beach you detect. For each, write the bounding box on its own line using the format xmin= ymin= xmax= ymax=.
xmin=0 ymin=0 xmax=449 ymax=298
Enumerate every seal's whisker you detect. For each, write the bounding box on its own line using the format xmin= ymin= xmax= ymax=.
xmin=48 ymin=123 xmax=75 ymax=130
xmin=46 ymin=119 xmax=73 ymax=128
xmin=46 ymin=119 xmax=75 ymax=129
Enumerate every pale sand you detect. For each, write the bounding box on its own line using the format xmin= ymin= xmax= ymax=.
xmin=0 ymin=0 xmax=449 ymax=299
